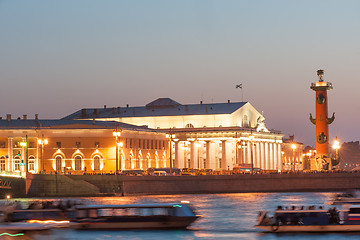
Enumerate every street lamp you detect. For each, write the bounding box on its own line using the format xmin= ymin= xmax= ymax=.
xmin=20 ymin=137 xmax=28 ymax=173
xmin=38 ymin=138 xmax=48 ymax=173
xmin=291 ymin=144 xmax=297 ymax=171
xmin=113 ymin=131 xmax=121 ymax=174
xmin=249 ymin=133 xmax=255 ymax=174
xmin=166 ymin=132 xmax=176 ymax=175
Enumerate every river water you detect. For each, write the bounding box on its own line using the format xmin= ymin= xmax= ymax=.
xmin=5 ymin=192 xmax=360 ymax=240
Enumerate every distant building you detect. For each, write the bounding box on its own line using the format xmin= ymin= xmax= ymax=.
xmin=64 ymin=98 xmax=284 ymax=171
xmin=282 ymin=136 xmax=305 ymax=171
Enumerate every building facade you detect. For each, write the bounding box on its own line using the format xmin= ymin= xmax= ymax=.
xmin=64 ymin=98 xmax=284 ymax=171
xmin=0 ymin=117 xmax=168 ymax=175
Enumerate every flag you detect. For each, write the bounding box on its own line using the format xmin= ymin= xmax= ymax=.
xmin=236 ymin=84 xmax=242 ymax=89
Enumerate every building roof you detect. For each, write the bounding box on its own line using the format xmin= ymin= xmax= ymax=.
xmin=0 ymin=119 xmax=155 ymax=132
xmin=62 ymin=98 xmax=248 ymax=120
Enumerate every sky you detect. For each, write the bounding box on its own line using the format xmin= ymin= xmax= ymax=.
xmin=1 ymin=0 xmax=359 ymax=147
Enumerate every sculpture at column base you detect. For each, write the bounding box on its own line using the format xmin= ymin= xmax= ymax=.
xmin=310 ymin=155 xmax=332 ymax=171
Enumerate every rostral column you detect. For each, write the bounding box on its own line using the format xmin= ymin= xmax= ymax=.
xmin=309 ymin=70 xmax=335 ymax=170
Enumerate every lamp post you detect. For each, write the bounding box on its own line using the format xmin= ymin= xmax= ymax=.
xmin=20 ymin=137 xmax=28 ymax=173
xmin=249 ymin=133 xmax=255 ymax=174
xmin=291 ymin=144 xmax=297 ymax=171
xmin=166 ymin=132 xmax=175 ymax=175
xmin=38 ymin=137 xmax=48 ymax=173
xmin=113 ymin=131 xmax=121 ymax=174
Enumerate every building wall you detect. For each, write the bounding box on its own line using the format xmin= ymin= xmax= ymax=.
xmin=0 ymin=128 xmax=168 ymax=174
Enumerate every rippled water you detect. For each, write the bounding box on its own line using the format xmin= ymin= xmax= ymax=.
xmin=6 ymin=192 xmax=360 ymax=240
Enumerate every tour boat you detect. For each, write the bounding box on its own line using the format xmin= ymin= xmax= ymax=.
xmin=331 ymin=192 xmax=360 ymax=205
xmin=255 ymin=205 xmax=360 ymax=232
xmin=71 ymin=202 xmax=200 ymax=230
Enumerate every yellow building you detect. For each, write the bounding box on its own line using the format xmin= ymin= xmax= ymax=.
xmin=0 ymin=115 xmax=168 ymax=175
xmin=64 ymin=98 xmax=284 ymax=171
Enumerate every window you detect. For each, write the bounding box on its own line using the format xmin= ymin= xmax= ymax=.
xmin=130 ymin=139 xmax=133 ymax=148
xmin=28 ymin=156 xmax=35 ymax=171
xmin=76 ymin=142 xmax=81 ymax=148
xmin=14 ymin=156 xmax=21 ymax=171
xmin=185 ymin=123 xmax=194 ymax=128
xmin=143 ymin=140 xmax=146 ymax=149
xmin=0 ymin=142 xmax=5 ymax=148
xmin=74 ymin=155 xmax=82 ymax=170
xmin=139 ymin=139 xmax=141 ymax=149
xmin=147 ymin=140 xmax=149 ymax=149
xmin=151 ymin=140 xmax=153 ymax=149
xmin=28 ymin=142 xmax=35 ymax=148
xmin=155 ymin=140 xmax=158 ymax=149
xmin=0 ymin=156 xmax=5 ymax=171
xmin=56 ymin=142 xmax=62 ymax=148
xmin=55 ymin=156 xmax=62 ymax=171
xmin=93 ymin=156 xmax=100 ymax=171
xmin=95 ymin=142 xmax=100 ymax=148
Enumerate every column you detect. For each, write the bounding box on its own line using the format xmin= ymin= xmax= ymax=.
xmin=190 ymin=141 xmax=195 ymax=169
xmin=273 ymin=143 xmax=278 ymax=170
xmin=260 ymin=142 xmax=265 ymax=170
xmin=246 ymin=141 xmax=251 ymax=164
xmin=8 ymin=137 xmax=13 ymax=171
xmin=256 ymin=142 xmax=261 ymax=169
xmin=206 ymin=141 xmax=216 ymax=169
xmin=221 ymin=141 xmax=226 ymax=170
xmin=269 ymin=143 xmax=274 ymax=170
xmin=264 ymin=142 xmax=269 ymax=170
xmin=174 ymin=141 xmax=183 ymax=169
xmin=277 ymin=144 xmax=282 ymax=171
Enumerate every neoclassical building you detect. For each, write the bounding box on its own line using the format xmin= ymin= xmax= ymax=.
xmin=0 ymin=115 xmax=168 ymax=175
xmin=64 ymin=98 xmax=284 ymax=171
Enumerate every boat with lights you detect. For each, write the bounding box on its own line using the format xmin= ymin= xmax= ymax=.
xmin=331 ymin=192 xmax=360 ymax=205
xmin=71 ymin=202 xmax=200 ymax=230
xmin=255 ymin=205 xmax=360 ymax=232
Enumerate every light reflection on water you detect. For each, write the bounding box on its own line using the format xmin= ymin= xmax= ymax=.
xmin=7 ymin=192 xmax=360 ymax=240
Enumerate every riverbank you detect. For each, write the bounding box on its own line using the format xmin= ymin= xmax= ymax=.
xmin=22 ymin=171 xmax=360 ymax=197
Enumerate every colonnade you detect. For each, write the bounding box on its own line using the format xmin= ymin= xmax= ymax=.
xmin=173 ymin=139 xmax=282 ymax=171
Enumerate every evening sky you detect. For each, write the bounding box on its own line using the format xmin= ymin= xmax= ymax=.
xmin=1 ymin=0 xmax=359 ymax=146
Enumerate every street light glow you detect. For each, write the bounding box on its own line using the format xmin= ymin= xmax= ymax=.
xmin=291 ymin=144 xmax=297 ymax=150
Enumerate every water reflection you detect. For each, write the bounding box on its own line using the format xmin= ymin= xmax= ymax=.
xmin=5 ymin=192 xmax=360 ymax=240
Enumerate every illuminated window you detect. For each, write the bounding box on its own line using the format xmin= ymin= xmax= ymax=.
xmin=74 ymin=155 xmax=82 ymax=171
xmin=93 ymin=156 xmax=100 ymax=171
xmin=0 ymin=156 xmax=5 ymax=171
xmin=95 ymin=142 xmax=100 ymax=148
xmin=28 ymin=156 xmax=35 ymax=171
xmin=14 ymin=156 xmax=21 ymax=171
xmin=55 ymin=155 xmax=62 ymax=171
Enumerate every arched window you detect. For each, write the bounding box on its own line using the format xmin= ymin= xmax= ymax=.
xmin=93 ymin=156 xmax=100 ymax=171
xmin=74 ymin=155 xmax=82 ymax=171
xmin=0 ymin=156 xmax=5 ymax=171
xmin=28 ymin=156 xmax=35 ymax=172
xmin=14 ymin=156 xmax=21 ymax=171
xmin=243 ymin=115 xmax=249 ymax=127
xmin=185 ymin=123 xmax=194 ymax=128
xmin=55 ymin=155 xmax=62 ymax=171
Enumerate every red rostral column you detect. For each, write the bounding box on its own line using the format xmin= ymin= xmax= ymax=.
xmin=310 ymin=70 xmax=335 ymax=158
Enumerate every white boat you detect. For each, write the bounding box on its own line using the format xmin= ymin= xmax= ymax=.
xmin=255 ymin=205 xmax=360 ymax=232
xmin=71 ymin=202 xmax=200 ymax=230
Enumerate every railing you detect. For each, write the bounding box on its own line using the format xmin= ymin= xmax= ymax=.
xmin=0 ymin=171 xmax=25 ymax=178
